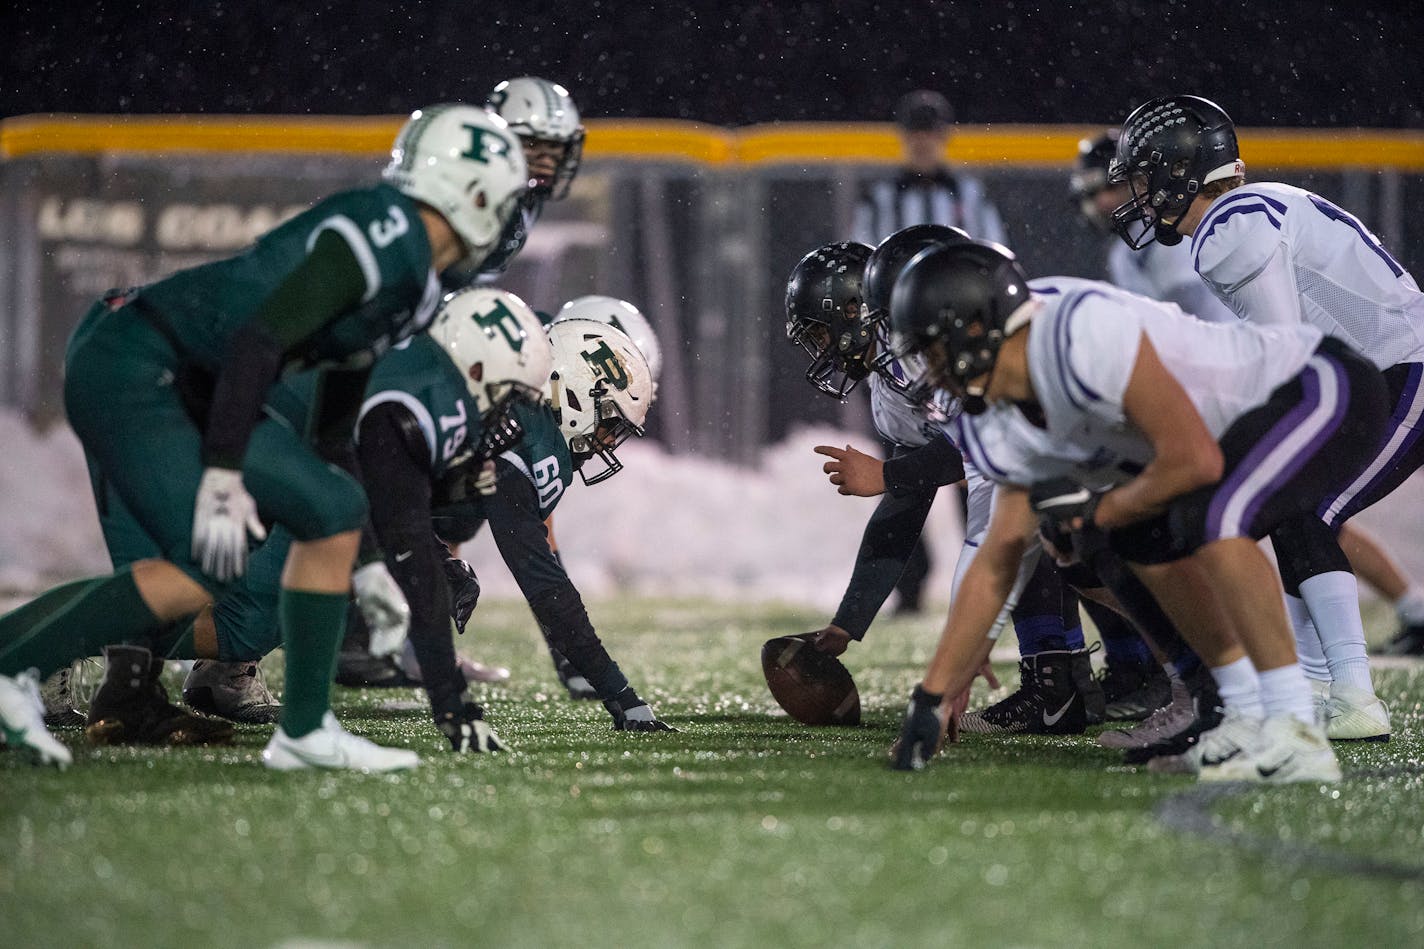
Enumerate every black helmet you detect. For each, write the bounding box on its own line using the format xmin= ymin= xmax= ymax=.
xmin=862 ymin=224 xmax=971 ymax=388
xmin=889 ymin=240 xmax=1032 ymax=415
xmin=1108 ymin=95 xmax=1242 ymax=249
xmin=784 ymin=241 xmax=875 ymax=399
xmin=1068 ymin=129 xmax=1121 ymax=232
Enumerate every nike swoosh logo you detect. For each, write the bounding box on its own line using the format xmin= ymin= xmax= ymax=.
xmin=1256 ymin=754 xmax=1294 ymax=779
xmin=1199 ymin=749 xmax=1244 ymax=768
xmin=1043 ymin=697 xmax=1075 ymax=726
xmin=395 ymin=551 xmax=413 ymax=562
xmin=287 ymin=742 xmax=350 ymax=768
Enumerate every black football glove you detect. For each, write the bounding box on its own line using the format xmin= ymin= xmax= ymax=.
xmin=604 ymin=686 xmax=678 ymax=732
xmin=890 ymin=684 xmax=947 ymax=771
xmin=442 ymin=557 xmax=481 ymax=635
xmin=1029 ymin=477 xmax=1102 ymax=527
xmin=436 ymin=702 xmax=505 ymax=753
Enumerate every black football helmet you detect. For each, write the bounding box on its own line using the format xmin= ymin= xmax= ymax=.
xmin=1068 ymin=129 xmax=1120 ymax=232
xmin=861 ymin=224 xmax=972 ymax=390
xmin=1108 ymin=95 xmax=1242 ymax=250
xmin=784 ymin=241 xmax=875 ymax=399
xmin=890 ymin=240 xmax=1032 ymax=415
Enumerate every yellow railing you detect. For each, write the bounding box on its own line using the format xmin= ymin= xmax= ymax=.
xmin=4 ymin=114 xmax=1424 ymax=170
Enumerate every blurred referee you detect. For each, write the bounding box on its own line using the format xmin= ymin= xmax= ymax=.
xmin=851 ymin=90 xmax=1007 ymax=614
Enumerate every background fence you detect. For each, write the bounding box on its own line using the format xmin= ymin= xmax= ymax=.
xmin=3 ymin=117 xmax=1422 ymax=464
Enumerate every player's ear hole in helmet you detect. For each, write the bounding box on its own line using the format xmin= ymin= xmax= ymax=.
xmin=784 ymin=241 xmax=876 ymax=400
xmin=546 ymin=320 xmax=654 ymax=485
xmin=862 ymin=223 xmax=973 ymax=390
xmin=1107 ymin=95 xmax=1243 ymax=250
xmin=888 ymin=240 xmax=1035 ymax=416
xmin=427 ymin=286 xmax=554 ymax=458
xmin=383 ymin=104 xmax=531 ymax=274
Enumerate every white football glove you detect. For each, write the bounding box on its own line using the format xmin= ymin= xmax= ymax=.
xmin=353 ymin=562 xmax=411 ymax=657
xmin=472 ymin=459 xmax=498 ymax=497
xmin=192 ymin=467 xmax=267 ymax=581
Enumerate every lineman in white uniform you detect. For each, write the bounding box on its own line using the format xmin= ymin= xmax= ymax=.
xmin=1109 ymin=95 xmax=1419 ymax=736
xmin=887 ymin=241 xmax=1392 ymax=782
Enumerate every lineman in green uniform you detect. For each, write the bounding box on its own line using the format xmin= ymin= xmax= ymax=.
xmin=0 ymin=103 xmax=529 ymax=771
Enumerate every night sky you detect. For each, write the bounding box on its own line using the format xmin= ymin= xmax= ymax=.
xmin=3 ymin=1 xmax=1421 ymax=128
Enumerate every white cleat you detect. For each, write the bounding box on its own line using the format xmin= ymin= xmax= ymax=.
xmin=0 ymin=670 xmax=73 ymax=769
xmin=1191 ymin=711 xmax=1265 ymax=783
xmin=262 ymin=712 xmax=419 ymax=773
xmin=1248 ymin=715 xmax=1342 ymax=784
xmin=1322 ymin=683 xmax=1391 ymax=742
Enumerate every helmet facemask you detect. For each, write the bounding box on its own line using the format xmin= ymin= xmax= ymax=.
xmin=787 ymin=299 xmax=876 ymax=399
xmin=546 ymin=320 xmax=653 ymax=486
xmin=473 ymin=380 xmax=545 ymax=459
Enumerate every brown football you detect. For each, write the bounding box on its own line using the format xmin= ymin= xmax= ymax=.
xmin=761 ymin=635 xmax=861 ymax=726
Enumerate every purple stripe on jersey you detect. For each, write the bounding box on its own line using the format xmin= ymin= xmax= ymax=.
xmin=1319 ymin=362 xmax=1424 ymax=525
xmin=1205 ymin=356 xmax=1347 ymax=540
xmin=1053 ymin=293 xmax=1105 ymax=411
xmin=1191 ymin=190 xmax=1289 ymax=257
xmin=1307 ymin=193 xmax=1405 ymax=278
xmin=1191 ymin=205 xmax=1284 ymax=273
xmin=957 ymin=415 xmax=1010 ymax=481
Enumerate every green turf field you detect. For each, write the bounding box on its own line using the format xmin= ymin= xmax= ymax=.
xmin=3 ymin=597 xmax=1423 ymax=948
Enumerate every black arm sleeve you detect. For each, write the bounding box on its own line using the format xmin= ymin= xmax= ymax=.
xmin=202 ymin=228 xmax=368 ymax=469
xmin=830 ymin=447 xmax=939 ymax=640
xmin=358 ymin=402 xmax=466 ymax=718
xmin=483 ymin=461 xmax=629 ymax=701
xmin=881 ymin=437 xmax=965 ymax=497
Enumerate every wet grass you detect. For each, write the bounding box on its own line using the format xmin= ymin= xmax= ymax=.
xmin=3 ymin=597 xmax=1423 ymax=948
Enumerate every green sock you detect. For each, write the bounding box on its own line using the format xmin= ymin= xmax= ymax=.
xmin=279 ymin=588 xmax=347 ymax=738
xmin=0 ymin=568 xmax=161 ymax=679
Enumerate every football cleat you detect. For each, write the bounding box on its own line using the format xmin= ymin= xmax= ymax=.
xmin=334 ymin=651 xmax=421 ymax=688
xmin=1321 ymin=682 xmax=1391 ymax=742
xmin=1098 ymin=658 xmax=1172 ymax=722
xmin=0 ymin=670 xmax=73 ymax=768
xmin=85 ymin=645 xmax=234 ymax=746
xmin=182 ymin=660 xmax=282 ymax=725
xmin=1099 ymin=677 xmax=1194 ymax=750
xmin=552 ymin=650 xmax=599 ymax=701
xmin=263 ymin=712 xmax=420 ymax=772
xmin=40 ymin=662 xmax=89 ymax=728
xmin=1381 ymin=621 xmax=1424 ymax=656
xmin=1247 ymin=715 xmax=1342 ymax=784
xmin=1189 ymin=711 xmax=1265 ymax=782
xmin=1069 ymin=646 xmax=1105 ymax=725
xmin=959 ymin=651 xmax=1084 ymax=735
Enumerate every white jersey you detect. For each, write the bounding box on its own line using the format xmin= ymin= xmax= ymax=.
xmin=1191 ymin=181 xmax=1424 ymax=368
xmin=1107 ymin=238 xmax=1235 ymax=323
xmin=868 ymin=351 xmax=958 ymax=449
xmin=950 ymin=278 xmax=1323 ymax=489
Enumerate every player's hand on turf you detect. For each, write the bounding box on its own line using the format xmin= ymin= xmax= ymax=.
xmin=809 ymin=625 xmax=853 ymax=656
xmin=353 ymin=562 xmax=411 ymax=657
xmin=437 ymin=702 xmax=505 ymax=753
xmin=814 ymin=444 xmax=886 ymax=497
xmin=442 ymin=557 xmax=481 ymax=634
xmin=890 ymin=684 xmax=948 ymax=771
xmin=192 ymin=467 xmax=267 ymax=581
xmin=945 ymin=661 xmax=1000 ymax=741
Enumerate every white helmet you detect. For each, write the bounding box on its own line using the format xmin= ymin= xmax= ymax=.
xmin=546 ymin=319 xmax=654 ymax=485
xmin=428 ymin=286 xmax=553 ymax=458
xmin=383 ymin=104 xmax=529 ymax=271
xmin=554 ymin=296 xmax=662 ymax=386
xmin=487 ymin=77 xmax=585 ymax=200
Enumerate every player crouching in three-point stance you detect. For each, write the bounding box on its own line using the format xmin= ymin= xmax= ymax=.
xmin=888 ymin=240 xmax=1390 ymax=783
xmin=0 ymin=104 xmax=528 ymax=770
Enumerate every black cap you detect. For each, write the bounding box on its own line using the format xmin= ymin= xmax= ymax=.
xmin=895 ymin=90 xmax=954 ymax=131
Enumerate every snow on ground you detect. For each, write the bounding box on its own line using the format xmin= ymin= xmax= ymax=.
xmin=0 ymin=409 xmax=966 ymax=612
xmin=7 ymin=407 xmax=1424 ymax=613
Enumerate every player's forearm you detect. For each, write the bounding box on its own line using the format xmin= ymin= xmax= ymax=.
xmin=831 ymin=486 xmax=936 ymax=638
xmin=1095 ymin=451 xmax=1221 ymax=530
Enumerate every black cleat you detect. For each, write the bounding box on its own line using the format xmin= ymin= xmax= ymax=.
xmin=960 ymin=650 xmax=1086 ymax=735
xmin=86 ymin=646 xmax=234 ymax=746
xmin=1098 ymin=659 xmax=1172 ymax=722
xmin=1381 ymin=622 xmax=1424 ymax=657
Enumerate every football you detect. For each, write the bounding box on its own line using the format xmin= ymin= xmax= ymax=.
xmin=761 ymin=635 xmax=861 ymax=726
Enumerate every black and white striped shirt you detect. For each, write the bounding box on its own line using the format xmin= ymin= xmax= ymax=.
xmin=851 ymin=168 xmax=1007 ymax=246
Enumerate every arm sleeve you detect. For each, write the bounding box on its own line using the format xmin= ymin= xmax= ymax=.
xmin=201 ymin=228 xmax=369 ymax=468
xmin=358 ymin=402 xmax=466 ymax=717
xmin=882 ymin=437 xmax=965 ymax=496
xmin=830 ymin=447 xmax=938 ymax=640
xmin=483 ymin=461 xmax=629 ymax=700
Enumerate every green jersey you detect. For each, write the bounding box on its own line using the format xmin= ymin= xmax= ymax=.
xmin=499 ymin=400 xmax=575 ymax=519
xmin=137 ymin=183 xmax=441 ymax=371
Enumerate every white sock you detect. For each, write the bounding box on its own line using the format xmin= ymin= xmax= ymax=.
xmin=1298 ymin=572 xmax=1375 ymax=695
xmin=1284 ymin=593 xmax=1330 ymax=682
xmin=1258 ymin=663 xmax=1317 ymax=725
xmin=1395 ymin=585 xmax=1424 ymax=625
xmin=1210 ymin=657 xmax=1263 ymax=719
